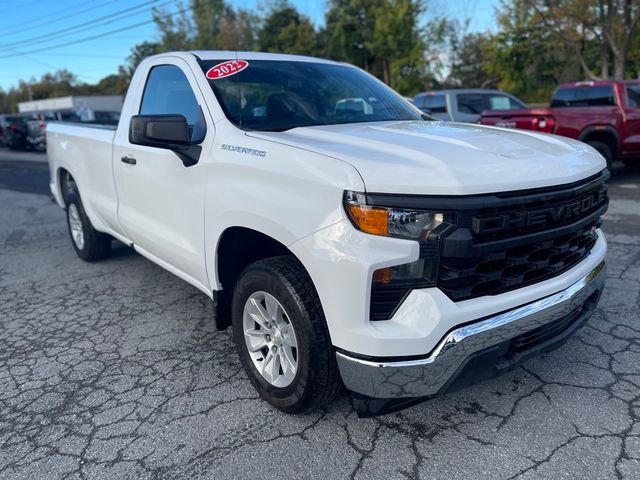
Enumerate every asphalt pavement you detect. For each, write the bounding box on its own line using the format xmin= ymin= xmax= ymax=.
xmin=0 ymin=148 xmax=639 ymax=479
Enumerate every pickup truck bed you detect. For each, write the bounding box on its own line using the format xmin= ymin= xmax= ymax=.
xmin=48 ymin=123 xmax=120 ymax=235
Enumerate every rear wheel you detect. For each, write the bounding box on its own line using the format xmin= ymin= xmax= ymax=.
xmin=231 ymin=256 xmax=341 ymax=413
xmin=8 ymin=136 xmax=26 ymax=150
xmin=587 ymin=140 xmax=614 ymax=169
xmin=65 ymin=192 xmax=111 ymax=262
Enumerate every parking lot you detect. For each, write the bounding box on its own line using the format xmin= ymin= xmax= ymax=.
xmin=0 ymin=149 xmax=639 ymax=479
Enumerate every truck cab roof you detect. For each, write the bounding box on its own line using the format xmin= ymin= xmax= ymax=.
xmin=558 ymin=79 xmax=640 ymax=89
xmin=155 ymin=50 xmax=344 ymax=66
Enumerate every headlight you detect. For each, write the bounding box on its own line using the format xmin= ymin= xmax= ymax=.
xmin=343 ymin=191 xmax=446 ymax=320
xmin=344 ymin=191 xmax=444 ymax=239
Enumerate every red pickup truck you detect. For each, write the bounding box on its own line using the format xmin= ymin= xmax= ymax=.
xmin=480 ymin=80 xmax=640 ymax=167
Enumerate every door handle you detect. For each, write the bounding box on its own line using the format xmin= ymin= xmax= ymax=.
xmin=121 ymin=155 xmax=137 ymax=165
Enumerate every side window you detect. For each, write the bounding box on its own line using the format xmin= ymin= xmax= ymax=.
xmin=627 ymin=86 xmax=640 ymax=107
xmin=551 ymin=88 xmax=575 ymax=107
xmin=424 ymin=94 xmax=447 ymax=113
xmin=552 ymin=86 xmax=615 ymax=107
xmin=487 ymin=94 xmax=524 ymax=110
xmin=575 ymin=86 xmax=615 ymax=106
xmin=61 ymin=112 xmax=81 ymax=122
xmin=139 ymin=65 xmax=206 ymax=142
xmin=413 ymin=95 xmax=426 ymax=108
xmin=457 ymin=94 xmax=484 ymax=114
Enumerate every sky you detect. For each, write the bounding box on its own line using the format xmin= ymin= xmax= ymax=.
xmin=0 ymin=0 xmax=499 ymax=90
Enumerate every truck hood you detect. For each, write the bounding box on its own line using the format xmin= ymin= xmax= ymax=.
xmin=248 ymin=121 xmax=605 ymax=195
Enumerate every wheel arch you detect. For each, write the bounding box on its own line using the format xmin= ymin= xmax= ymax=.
xmin=212 ymin=226 xmax=313 ymax=330
xmin=578 ymin=126 xmax=619 ymax=157
xmin=57 ymin=167 xmax=79 ymax=206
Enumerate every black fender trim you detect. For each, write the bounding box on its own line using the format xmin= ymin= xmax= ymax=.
xmin=212 ymin=289 xmax=232 ymax=330
xmin=579 ymin=125 xmax=620 ymax=150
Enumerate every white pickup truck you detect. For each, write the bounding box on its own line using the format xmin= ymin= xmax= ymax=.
xmin=47 ymin=51 xmax=608 ymax=416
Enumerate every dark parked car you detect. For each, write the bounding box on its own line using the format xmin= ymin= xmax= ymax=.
xmin=412 ymin=89 xmax=527 ymax=123
xmin=0 ymin=115 xmax=12 ymax=145
xmin=2 ymin=110 xmax=121 ymax=152
xmin=0 ymin=115 xmax=31 ymax=150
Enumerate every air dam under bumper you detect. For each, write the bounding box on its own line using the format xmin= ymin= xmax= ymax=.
xmin=337 ymin=261 xmax=606 ymax=399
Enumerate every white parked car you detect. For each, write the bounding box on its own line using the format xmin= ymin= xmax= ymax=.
xmin=47 ymin=52 xmax=608 ymax=416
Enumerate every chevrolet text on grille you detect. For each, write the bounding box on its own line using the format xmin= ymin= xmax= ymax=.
xmin=472 ymin=186 xmax=607 ymax=235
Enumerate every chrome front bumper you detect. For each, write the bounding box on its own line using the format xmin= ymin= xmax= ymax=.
xmin=337 ymin=261 xmax=606 ymax=399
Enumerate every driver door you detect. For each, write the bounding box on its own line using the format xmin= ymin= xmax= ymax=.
xmin=113 ymin=61 xmax=211 ymax=291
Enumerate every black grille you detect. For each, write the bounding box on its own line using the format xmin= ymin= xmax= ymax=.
xmin=509 ymin=305 xmax=584 ymax=354
xmin=367 ymin=170 xmax=608 ymax=319
xmin=370 ymin=285 xmax=409 ymax=321
xmin=436 ymin=171 xmax=608 ymax=302
xmin=438 ymin=224 xmax=598 ymax=300
xmin=508 ymin=290 xmax=599 ymax=355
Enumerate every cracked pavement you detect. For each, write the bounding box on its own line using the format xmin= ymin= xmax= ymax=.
xmin=0 ymin=152 xmax=639 ymax=479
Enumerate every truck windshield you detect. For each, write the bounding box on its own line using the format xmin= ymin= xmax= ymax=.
xmin=198 ymin=59 xmax=421 ymax=131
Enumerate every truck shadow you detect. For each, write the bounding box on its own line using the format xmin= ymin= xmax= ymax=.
xmin=109 ymin=240 xmax=138 ymax=260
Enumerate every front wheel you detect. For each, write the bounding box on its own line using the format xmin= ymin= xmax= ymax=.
xmin=231 ymin=256 xmax=341 ymax=413
xmin=65 ymin=192 xmax=111 ymax=262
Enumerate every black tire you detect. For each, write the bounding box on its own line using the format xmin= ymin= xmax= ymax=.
xmin=65 ymin=192 xmax=111 ymax=262
xmin=231 ymin=255 xmax=341 ymax=413
xmin=587 ymin=140 xmax=614 ymax=169
xmin=8 ymin=139 xmax=25 ymax=150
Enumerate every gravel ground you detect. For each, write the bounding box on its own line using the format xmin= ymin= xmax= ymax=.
xmin=0 ymin=151 xmax=639 ymax=479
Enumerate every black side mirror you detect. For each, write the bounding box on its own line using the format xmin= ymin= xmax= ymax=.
xmin=129 ymin=114 xmax=201 ymax=167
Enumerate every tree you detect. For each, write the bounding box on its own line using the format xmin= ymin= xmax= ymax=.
xmin=322 ymin=0 xmax=429 ymax=94
xmin=152 ymin=0 xmax=193 ymax=51
xmin=24 ymin=70 xmax=90 ymax=101
xmin=449 ymin=33 xmax=501 ymax=88
xmin=151 ymin=0 xmax=259 ymax=51
xmin=190 ymin=0 xmax=226 ymax=49
xmin=323 ymin=0 xmax=381 ymax=71
xmin=258 ymin=2 xmax=316 ymax=55
xmin=596 ymin=0 xmax=640 ymax=79
xmin=628 ymin=27 xmax=640 ymax=77
xmin=0 ymin=70 xmax=96 ymax=112
xmin=126 ymin=41 xmax=161 ymax=77
xmin=94 ymin=68 xmax=130 ymax=95
xmin=476 ymin=1 xmax=586 ymax=101
xmin=214 ymin=7 xmax=259 ymax=50
xmin=367 ymin=0 xmax=427 ymax=91
xmin=525 ymin=0 xmax=640 ymax=80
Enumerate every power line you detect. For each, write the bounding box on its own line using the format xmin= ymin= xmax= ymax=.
xmin=0 ymin=5 xmax=191 ymax=60
xmin=1 ymin=0 xmax=117 ymax=37
xmin=0 ymin=0 xmax=171 ymax=51
xmin=39 ymin=52 xmax=130 ymax=59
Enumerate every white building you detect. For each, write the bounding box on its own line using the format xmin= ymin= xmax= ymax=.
xmin=17 ymin=95 xmax=123 ymax=113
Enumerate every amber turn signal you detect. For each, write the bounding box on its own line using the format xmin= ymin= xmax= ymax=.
xmin=346 ymin=204 xmax=389 ymax=236
xmin=372 ymin=267 xmax=392 ymax=284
